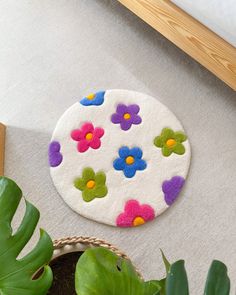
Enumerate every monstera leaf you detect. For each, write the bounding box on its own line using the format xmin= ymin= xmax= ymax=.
xmin=0 ymin=177 xmax=53 ymax=295
xmin=75 ymin=247 xmax=161 ymax=295
xmin=204 ymin=260 xmax=230 ymax=295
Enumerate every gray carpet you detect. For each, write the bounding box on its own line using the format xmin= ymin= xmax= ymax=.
xmin=1 ymin=0 xmax=236 ymax=293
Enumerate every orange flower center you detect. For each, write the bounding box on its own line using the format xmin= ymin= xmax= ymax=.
xmin=125 ymin=156 xmax=135 ymax=165
xmin=166 ymin=138 xmax=176 ymax=148
xmin=133 ymin=216 xmax=145 ymax=226
xmin=85 ymin=132 xmax=93 ymax=140
xmin=86 ymin=180 xmax=95 ymax=189
xmin=123 ymin=113 xmax=131 ymax=120
xmin=86 ymin=93 xmax=95 ymax=100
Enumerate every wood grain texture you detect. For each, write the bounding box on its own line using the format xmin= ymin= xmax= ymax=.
xmin=118 ymin=0 xmax=236 ymax=90
xmin=0 ymin=123 xmax=6 ymax=176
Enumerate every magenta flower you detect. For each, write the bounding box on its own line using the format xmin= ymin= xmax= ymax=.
xmin=71 ymin=122 xmax=104 ymax=153
xmin=116 ymin=200 xmax=155 ymax=227
xmin=111 ymin=104 xmax=142 ymax=131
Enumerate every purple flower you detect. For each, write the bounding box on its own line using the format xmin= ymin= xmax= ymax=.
xmin=48 ymin=141 xmax=63 ymax=167
xmin=111 ymin=104 xmax=142 ymax=131
xmin=162 ymin=176 xmax=185 ymax=206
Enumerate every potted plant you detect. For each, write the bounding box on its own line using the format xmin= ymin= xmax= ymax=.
xmin=0 ymin=177 xmax=231 ymax=295
xmin=0 ymin=176 xmax=53 ymax=295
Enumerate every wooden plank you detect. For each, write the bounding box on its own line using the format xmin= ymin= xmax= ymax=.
xmin=0 ymin=123 xmax=6 ymax=176
xmin=118 ymin=0 xmax=236 ymax=90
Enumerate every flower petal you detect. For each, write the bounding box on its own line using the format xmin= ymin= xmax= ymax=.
xmin=175 ymin=131 xmax=187 ymax=143
xmin=118 ymin=146 xmax=130 ymax=159
xmin=95 ymin=185 xmax=108 ymax=198
xmin=128 ymin=104 xmax=140 ymax=114
xmin=80 ymin=97 xmax=92 ymax=106
xmin=173 ymin=143 xmax=185 ymax=155
xmin=113 ymin=158 xmax=126 ymax=170
xmin=82 ymin=189 xmax=96 ymax=202
xmin=161 ymin=128 xmax=175 ymax=141
xmin=74 ymin=178 xmax=86 ymax=190
xmin=139 ymin=204 xmax=155 ymax=221
xmin=71 ymin=129 xmax=84 ymax=141
xmin=49 ymin=152 xmax=63 ymax=167
xmin=154 ymin=136 xmax=163 ymax=148
xmin=48 ymin=141 xmax=63 ymax=167
xmin=111 ymin=113 xmax=122 ymax=124
xmin=162 ymin=146 xmax=172 ymax=157
xmin=123 ymin=166 xmax=136 ymax=178
xmin=129 ymin=147 xmax=143 ymax=159
xmin=89 ymin=137 xmax=101 ymax=149
xmin=116 ymin=213 xmax=134 ymax=227
xmin=77 ymin=140 xmax=89 ymax=153
xmin=81 ymin=122 xmax=94 ymax=134
xmin=162 ymin=176 xmax=185 ymax=206
xmin=82 ymin=167 xmax=95 ymax=180
xmin=120 ymin=120 xmax=132 ymax=131
xmin=134 ymin=159 xmax=147 ymax=171
xmin=49 ymin=141 xmax=60 ymax=153
xmin=116 ymin=104 xmax=128 ymax=115
xmin=94 ymin=91 xmax=105 ymax=105
xmin=132 ymin=114 xmax=142 ymax=125
xmin=124 ymin=200 xmax=141 ymax=216
xmin=95 ymin=172 xmax=106 ymax=185
xmin=93 ymin=127 xmax=104 ymax=138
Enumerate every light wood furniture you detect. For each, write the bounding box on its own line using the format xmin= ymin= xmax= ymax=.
xmin=0 ymin=123 xmax=6 ymax=176
xmin=118 ymin=0 xmax=236 ymax=90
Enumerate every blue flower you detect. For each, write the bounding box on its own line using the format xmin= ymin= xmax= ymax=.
xmin=80 ymin=91 xmax=105 ymax=106
xmin=113 ymin=146 xmax=147 ymax=178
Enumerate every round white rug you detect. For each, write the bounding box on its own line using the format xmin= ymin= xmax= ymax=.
xmin=49 ymin=89 xmax=191 ymax=227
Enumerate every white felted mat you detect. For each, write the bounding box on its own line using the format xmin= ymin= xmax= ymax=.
xmin=49 ymin=89 xmax=191 ymax=227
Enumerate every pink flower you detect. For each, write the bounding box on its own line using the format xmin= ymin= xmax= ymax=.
xmin=116 ymin=200 xmax=155 ymax=227
xmin=71 ymin=122 xmax=104 ymax=153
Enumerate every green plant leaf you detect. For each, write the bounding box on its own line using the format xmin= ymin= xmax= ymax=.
xmin=204 ymin=260 xmax=230 ymax=295
xmin=75 ymin=247 xmax=160 ymax=295
xmin=144 ymin=280 xmax=163 ymax=295
xmin=0 ymin=177 xmax=53 ymax=295
xmin=161 ymin=250 xmax=170 ymax=274
xmin=166 ymin=260 xmax=189 ymax=295
xmin=156 ymin=278 xmax=166 ymax=295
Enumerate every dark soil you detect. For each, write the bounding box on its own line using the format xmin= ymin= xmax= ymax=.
xmin=47 ymin=251 xmax=83 ymax=295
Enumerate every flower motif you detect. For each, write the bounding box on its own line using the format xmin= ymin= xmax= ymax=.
xmin=48 ymin=141 xmax=63 ymax=167
xmin=71 ymin=122 xmax=104 ymax=153
xmin=80 ymin=91 xmax=105 ymax=106
xmin=154 ymin=128 xmax=187 ymax=157
xmin=116 ymin=200 xmax=155 ymax=227
xmin=162 ymin=176 xmax=185 ymax=206
xmin=113 ymin=146 xmax=147 ymax=178
xmin=74 ymin=167 xmax=108 ymax=202
xmin=111 ymin=104 xmax=142 ymax=131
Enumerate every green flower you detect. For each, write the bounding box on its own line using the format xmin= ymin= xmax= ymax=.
xmin=154 ymin=128 xmax=187 ymax=157
xmin=74 ymin=167 xmax=108 ymax=202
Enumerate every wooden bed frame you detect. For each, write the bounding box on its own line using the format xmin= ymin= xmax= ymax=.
xmin=118 ymin=0 xmax=236 ymax=90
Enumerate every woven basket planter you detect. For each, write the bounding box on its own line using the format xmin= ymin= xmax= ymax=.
xmin=47 ymin=236 xmax=142 ymax=294
xmin=52 ymin=236 xmax=141 ymax=275
xmin=53 ymin=236 xmax=129 ymax=260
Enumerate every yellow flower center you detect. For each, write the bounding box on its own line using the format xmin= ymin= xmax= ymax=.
xmin=123 ymin=113 xmax=131 ymax=120
xmin=86 ymin=93 xmax=95 ymax=100
xmin=125 ymin=156 xmax=135 ymax=165
xmin=85 ymin=132 xmax=93 ymax=140
xmin=86 ymin=180 xmax=95 ymax=189
xmin=166 ymin=138 xmax=176 ymax=148
xmin=133 ymin=216 xmax=145 ymax=226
